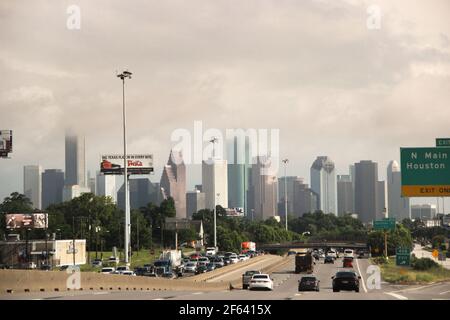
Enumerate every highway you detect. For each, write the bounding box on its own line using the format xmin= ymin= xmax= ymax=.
xmin=2 ymin=255 xmax=449 ymax=300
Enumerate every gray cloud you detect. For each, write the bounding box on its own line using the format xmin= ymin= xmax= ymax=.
xmin=0 ymin=0 xmax=449 ymax=209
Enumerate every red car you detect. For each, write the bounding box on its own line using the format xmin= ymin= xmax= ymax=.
xmin=343 ymin=257 xmax=353 ymax=268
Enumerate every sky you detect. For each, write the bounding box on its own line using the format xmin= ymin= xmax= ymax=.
xmin=0 ymin=0 xmax=449 ymax=209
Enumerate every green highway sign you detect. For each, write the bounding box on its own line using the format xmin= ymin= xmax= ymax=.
xmin=396 ymin=247 xmax=411 ymax=266
xmin=400 ymin=147 xmax=450 ymax=197
xmin=436 ymin=138 xmax=450 ymax=147
xmin=373 ymin=218 xmax=396 ymax=231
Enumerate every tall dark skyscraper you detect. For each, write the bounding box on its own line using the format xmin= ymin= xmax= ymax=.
xmin=292 ymin=179 xmax=318 ymax=217
xmin=354 ymin=160 xmax=379 ymax=223
xmin=65 ymin=133 xmax=86 ymax=187
xmin=42 ymin=169 xmax=64 ymax=209
xmin=337 ymin=174 xmax=354 ymax=216
xmin=118 ymin=178 xmax=153 ymax=210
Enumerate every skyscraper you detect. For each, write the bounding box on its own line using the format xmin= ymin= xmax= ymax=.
xmin=310 ymin=156 xmax=337 ymax=215
xmin=411 ymin=204 xmax=437 ymax=220
xmin=160 ymin=150 xmax=187 ymax=218
xmin=186 ymin=189 xmax=206 ymax=219
xmin=354 ymin=160 xmax=379 ymax=223
xmin=249 ymin=156 xmax=278 ymax=220
xmin=23 ymin=165 xmax=42 ymax=209
xmin=337 ymin=174 xmax=354 ymax=216
xmin=96 ymin=173 xmax=118 ymax=203
xmin=118 ymin=178 xmax=154 ymax=210
xmin=387 ymin=160 xmax=410 ymax=220
xmin=227 ymin=135 xmax=251 ymax=213
xmin=42 ymin=169 xmax=64 ymax=209
xmin=278 ymin=176 xmax=299 ymax=216
xmin=292 ymin=179 xmax=318 ymax=217
xmin=65 ymin=133 xmax=86 ymax=187
xmin=202 ymin=159 xmax=228 ymax=210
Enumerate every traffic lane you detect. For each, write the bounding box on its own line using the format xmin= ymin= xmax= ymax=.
xmin=385 ymin=282 xmax=450 ymax=300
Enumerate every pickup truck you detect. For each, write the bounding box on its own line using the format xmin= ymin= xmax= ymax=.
xmin=242 ymin=270 xmax=262 ymax=289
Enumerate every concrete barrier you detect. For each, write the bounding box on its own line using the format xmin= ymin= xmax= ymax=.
xmin=0 ymin=269 xmax=228 ymax=294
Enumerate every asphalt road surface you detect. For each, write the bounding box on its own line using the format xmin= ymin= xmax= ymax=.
xmin=2 ymin=256 xmax=449 ymax=300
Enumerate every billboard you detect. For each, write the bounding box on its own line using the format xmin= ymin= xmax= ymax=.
xmin=100 ymin=154 xmax=154 ymax=175
xmin=0 ymin=130 xmax=13 ymax=157
xmin=5 ymin=213 xmax=48 ymax=229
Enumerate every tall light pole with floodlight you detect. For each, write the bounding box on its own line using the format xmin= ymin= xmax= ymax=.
xmin=117 ymin=70 xmax=132 ymax=264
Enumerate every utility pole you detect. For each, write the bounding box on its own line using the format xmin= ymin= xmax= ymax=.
xmin=117 ymin=70 xmax=132 ymax=265
xmin=282 ymin=159 xmax=289 ymax=231
xmin=72 ymin=216 xmax=76 ymax=266
xmin=214 ymin=193 xmax=219 ymax=250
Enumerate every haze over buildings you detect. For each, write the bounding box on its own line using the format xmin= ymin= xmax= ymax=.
xmin=310 ymin=156 xmax=337 ymax=215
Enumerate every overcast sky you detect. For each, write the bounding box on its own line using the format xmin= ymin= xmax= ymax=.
xmin=1 ymin=0 xmax=449 ymax=209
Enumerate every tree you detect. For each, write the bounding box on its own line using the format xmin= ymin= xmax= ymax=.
xmin=368 ymin=224 xmax=413 ymax=256
xmin=0 ymin=192 xmax=36 ymax=240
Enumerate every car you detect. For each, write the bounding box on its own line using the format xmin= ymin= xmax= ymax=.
xmin=242 ymin=270 xmax=262 ymax=289
xmin=238 ymin=254 xmax=249 ymax=262
xmin=206 ymin=247 xmax=216 ymax=256
xmin=332 ymin=271 xmax=361 ymax=292
xmin=229 ymin=255 xmax=239 ymax=264
xmin=324 ymin=256 xmax=334 ymax=264
xmin=121 ymin=270 xmax=136 ymax=276
xmin=327 ymin=249 xmax=337 ymax=259
xmin=92 ymin=259 xmax=103 ymax=267
xmin=312 ymin=253 xmax=320 ymax=261
xmin=184 ymin=262 xmax=197 ymax=273
xmin=343 ymin=249 xmax=354 ymax=258
xmin=223 ymin=256 xmax=231 ymax=265
xmin=298 ymin=276 xmax=320 ymax=292
xmin=115 ymin=265 xmax=130 ymax=274
xmin=206 ymin=263 xmax=216 ymax=272
xmin=101 ymin=267 xmax=115 ymax=274
xmin=196 ymin=265 xmax=208 ymax=274
xmin=288 ymin=250 xmax=297 ymax=256
xmin=198 ymin=257 xmax=210 ymax=266
xmin=343 ymin=257 xmax=353 ymax=268
xmin=249 ymin=274 xmax=274 ymax=291
xmin=212 ymin=257 xmax=224 ymax=268
xmin=182 ymin=258 xmax=190 ymax=264
xmin=162 ymin=271 xmax=175 ymax=279
xmin=190 ymin=253 xmax=201 ymax=260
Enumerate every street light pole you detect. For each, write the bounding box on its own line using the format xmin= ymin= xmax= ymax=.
xmin=214 ymin=193 xmax=219 ymax=250
xmin=117 ymin=70 xmax=132 ymax=265
xmin=282 ymin=159 xmax=289 ymax=231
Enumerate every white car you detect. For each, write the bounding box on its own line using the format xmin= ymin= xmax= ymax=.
xmin=115 ymin=266 xmax=130 ymax=274
xmin=229 ymin=255 xmax=239 ymax=264
xmin=344 ymin=249 xmax=354 ymax=258
xmin=327 ymin=250 xmax=337 ymax=259
xmin=206 ymin=247 xmax=216 ymax=256
xmin=121 ymin=271 xmax=136 ymax=276
xmin=238 ymin=254 xmax=249 ymax=262
xmin=101 ymin=267 xmax=115 ymax=274
xmin=184 ymin=262 xmax=197 ymax=273
xmin=249 ymin=274 xmax=274 ymax=291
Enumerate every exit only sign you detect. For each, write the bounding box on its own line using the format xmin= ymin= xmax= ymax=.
xmin=436 ymin=138 xmax=450 ymax=147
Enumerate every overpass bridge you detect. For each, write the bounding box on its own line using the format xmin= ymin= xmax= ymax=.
xmin=258 ymin=241 xmax=369 ymax=252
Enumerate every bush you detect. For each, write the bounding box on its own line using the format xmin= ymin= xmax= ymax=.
xmin=373 ymin=256 xmax=388 ymax=265
xmin=412 ymin=258 xmax=439 ymax=271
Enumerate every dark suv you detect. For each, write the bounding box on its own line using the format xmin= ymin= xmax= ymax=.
xmin=332 ymin=271 xmax=361 ymax=292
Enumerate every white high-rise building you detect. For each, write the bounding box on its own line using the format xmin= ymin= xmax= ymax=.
xmin=23 ymin=165 xmax=42 ymax=209
xmin=249 ymin=156 xmax=278 ymax=220
xmin=310 ymin=156 xmax=337 ymax=215
xmin=96 ymin=173 xmax=118 ymax=203
xmin=387 ymin=160 xmax=410 ymax=220
xmin=202 ymin=159 xmax=228 ymax=210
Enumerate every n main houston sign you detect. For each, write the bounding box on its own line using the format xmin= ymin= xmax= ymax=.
xmin=400 ymin=147 xmax=450 ymax=197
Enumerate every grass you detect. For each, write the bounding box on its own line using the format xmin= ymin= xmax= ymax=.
xmin=374 ymin=257 xmax=450 ymax=284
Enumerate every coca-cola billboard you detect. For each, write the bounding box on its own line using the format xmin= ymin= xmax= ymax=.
xmin=5 ymin=213 xmax=48 ymax=229
xmin=100 ymin=154 xmax=153 ymax=175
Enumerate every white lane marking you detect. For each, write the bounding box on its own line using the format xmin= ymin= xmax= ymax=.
xmin=152 ymin=298 xmax=164 ymax=300
xmin=93 ymin=292 xmax=109 ymax=295
xmin=355 ymin=258 xmax=368 ymax=293
xmin=385 ymin=292 xmax=408 ymax=300
xmin=439 ymin=290 xmax=450 ymax=295
xmin=295 ymin=293 xmax=302 ymax=296
xmin=192 ymin=292 xmax=203 ymax=295
xmin=391 ymin=282 xmax=444 ymax=294
xmin=31 ymin=298 xmax=43 ymax=300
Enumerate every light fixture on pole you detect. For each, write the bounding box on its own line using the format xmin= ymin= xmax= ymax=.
xmin=282 ymin=159 xmax=289 ymax=231
xmin=117 ymin=69 xmax=132 ymax=264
